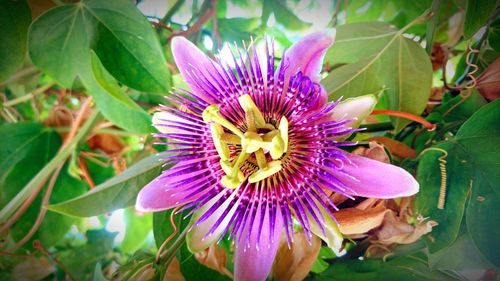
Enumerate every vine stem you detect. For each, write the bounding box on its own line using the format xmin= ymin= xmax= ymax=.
xmin=0 ymin=98 xmax=96 ymax=237
xmin=167 ymin=0 xmax=216 ymax=40
xmin=370 ymin=110 xmax=436 ymax=131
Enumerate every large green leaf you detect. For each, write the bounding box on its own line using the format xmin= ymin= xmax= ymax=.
xmin=461 ymin=100 xmax=500 ymax=266
xmin=307 ymin=256 xmax=460 ymax=281
xmin=83 ymin=0 xmax=170 ymax=92
xmin=0 ymin=0 xmax=31 ymax=82
xmin=415 ymin=100 xmax=500 ymax=262
xmin=463 ymin=0 xmax=498 ymax=39
xmin=28 ymin=0 xmax=170 ymax=92
xmin=323 ymin=22 xmax=432 ymax=132
xmin=85 ymin=52 xmax=152 ymax=133
xmin=47 ymin=154 xmax=163 ymax=217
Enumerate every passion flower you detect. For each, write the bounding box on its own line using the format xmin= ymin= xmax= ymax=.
xmin=136 ymin=31 xmax=419 ymax=281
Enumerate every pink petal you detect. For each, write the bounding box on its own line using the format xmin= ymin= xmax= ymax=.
xmin=171 ymin=36 xmax=221 ymax=103
xmin=283 ymin=29 xmax=336 ymax=83
xmin=339 ymin=153 xmax=419 ymax=198
xmin=234 ymin=208 xmax=283 ymax=281
xmin=135 ymin=170 xmax=205 ymax=212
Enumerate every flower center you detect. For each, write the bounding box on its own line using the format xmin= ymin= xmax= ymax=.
xmin=202 ymin=94 xmax=289 ymax=189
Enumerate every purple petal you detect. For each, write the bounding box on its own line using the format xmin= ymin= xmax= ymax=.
xmin=282 ymin=29 xmax=336 ymax=83
xmin=171 ymin=36 xmax=222 ymax=103
xmin=339 ymin=153 xmax=419 ymax=198
xmin=234 ymin=208 xmax=283 ymax=281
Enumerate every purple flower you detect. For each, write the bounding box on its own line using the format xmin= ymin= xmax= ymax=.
xmin=136 ymin=31 xmax=419 ymax=281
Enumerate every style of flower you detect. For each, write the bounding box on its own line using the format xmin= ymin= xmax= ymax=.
xmin=136 ymin=30 xmax=419 ymax=281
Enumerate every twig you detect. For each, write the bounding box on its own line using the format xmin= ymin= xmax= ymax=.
xmin=78 ymin=157 xmax=95 ymax=189
xmin=150 ymin=21 xmax=174 ymax=32
xmin=3 ymin=81 xmax=56 ymax=107
xmin=0 ymin=65 xmax=38 ymax=87
xmin=162 ymin=0 xmax=186 ymax=23
xmin=168 ymin=0 xmax=216 ymax=40
xmin=212 ymin=13 xmax=222 ymax=48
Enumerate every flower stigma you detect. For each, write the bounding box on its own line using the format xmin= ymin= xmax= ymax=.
xmin=202 ymin=94 xmax=289 ymax=189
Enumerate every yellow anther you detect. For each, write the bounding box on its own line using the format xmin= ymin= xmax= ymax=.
xmin=210 ymin=123 xmax=230 ymax=161
xmin=268 ymin=134 xmax=285 ymax=160
xmin=238 ymin=94 xmax=266 ymax=128
xmin=279 ymin=116 xmax=289 ymax=152
xmin=254 ymin=149 xmax=268 ymax=169
xmin=202 ymin=104 xmax=244 ymax=138
xmin=249 ymin=160 xmax=282 ymax=183
xmin=220 ymin=133 xmax=241 ymax=144
xmin=242 ymin=131 xmax=264 ymax=153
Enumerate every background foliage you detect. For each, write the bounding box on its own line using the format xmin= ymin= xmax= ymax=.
xmin=0 ymin=0 xmax=499 ymax=280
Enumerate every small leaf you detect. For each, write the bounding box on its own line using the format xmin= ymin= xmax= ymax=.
xmin=262 ymin=0 xmax=311 ymax=31
xmin=0 ymin=0 xmax=32 ymax=82
xmin=323 ymin=22 xmax=432 ymax=132
xmin=121 ymin=208 xmax=152 ymax=254
xmin=47 ymin=154 xmax=163 ymax=217
xmin=463 ymin=0 xmax=498 ymax=39
xmin=92 ymin=263 xmax=108 ymax=281
xmin=488 ymin=18 xmax=500 ymax=51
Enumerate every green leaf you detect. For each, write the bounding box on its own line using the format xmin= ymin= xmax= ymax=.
xmin=415 ymin=100 xmax=500 ymax=258
xmin=85 ymin=51 xmax=152 ymax=133
xmin=461 ymin=100 xmax=500 ymax=267
xmin=84 ymin=0 xmax=170 ymax=92
xmin=0 ymin=0 xmax=31 ymax=82
xmin=463 ymin=0 xmax=498 ymax=39
xmin=323 ymin=22 xmax=432 ymax=132
xmin=121 ymin=208 xmax=152 ymax=254
xmin=488 ymin=18 xmax=500 ymax=51
xmin=262 ymin=0 xmax=311 ymax=31
xmin=28 ymin=0 xmax=170 ymax=92
xmin=307 ymin=256 xmax=460 ymax=281
xmin=153 ymin=209 xmax=191 ymax=249
xmin=58 ymin=229 xmax=116 ymax=280
xmin=47 ymin=154 xmax=163 ymax=217
xmin=428 ymin=233 xmax=493 ymax=271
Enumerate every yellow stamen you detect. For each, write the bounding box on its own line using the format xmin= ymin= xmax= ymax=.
xmin=210 ymin=123 xmax=230 ymax=161
xmin=203 ymin=95 xmax=290 ymax=188
xmin=203 ymin=104 xmax=244 ymax=138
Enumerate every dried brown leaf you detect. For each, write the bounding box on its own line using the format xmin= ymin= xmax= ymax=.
xmin=353 ymin=141 xmax=391 ymax=163
xmin=194 ymin=244 xmax=233 ymax=278
xmin=368 ymin=137 xmax=416 ymax=159
xmin=335 ymin=204 xmax=391 ymax=235
xmin=376 ymin=212 xmax=436 ymax=245
xmin=273 ymin=232 xmax=321 ymax=281
xmin=163 ymin=257 xmax=185 ymax=281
